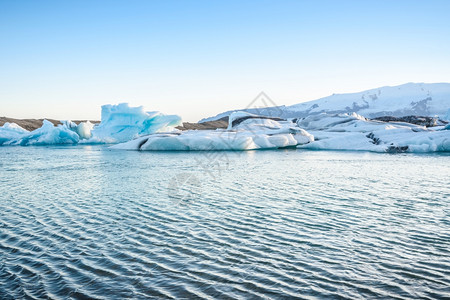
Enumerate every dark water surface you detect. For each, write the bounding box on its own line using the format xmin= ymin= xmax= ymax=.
xmin=0 ymin=145 xmax=449 ymax=299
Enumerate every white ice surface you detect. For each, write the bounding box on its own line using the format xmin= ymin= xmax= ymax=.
xmin=297 ymin=113 xmax=450 ymax=152
xmin=111 ymin=111 xmax=314 ymax=151
xmin=114 ymin=111 xmax=449 ymax=153
xmin=2 ymin=104 xmax=448 ymax=152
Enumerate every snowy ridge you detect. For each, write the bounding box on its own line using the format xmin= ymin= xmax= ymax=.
xmin=199 ymin=83 xmax=450 ymax=122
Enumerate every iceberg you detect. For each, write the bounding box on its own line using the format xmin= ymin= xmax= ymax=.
xmin=1 ymin=120 xmax=80 ymax=146
xmin=89 ymin=103 xmax=182 ymax=143
xmin=62 ymin=120 xmax=95 ymax=140
xmin=0 ymin=103 xmax=182 ymax=145
xmin=1 ymin=103 xmax=447 ymax=153
xmin=112 ymin=111 xmax=449 ymax=153
xmin=296 ymin=113 xmax=450 ymax=153
xmin=0 ymin=123 xmax=29 ymax=145
xmin=111 ymin=112 xmax=314 ymax=151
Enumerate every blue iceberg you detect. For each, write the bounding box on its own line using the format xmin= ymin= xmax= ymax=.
xmin=89 ymin=103 xmax=182 ymax=143
xmin=0 ymin=122 xmax=29 ymax=145
xmin=1 ymin=120 xmax=79 ymax=146
xmin=0 ymin=103 xmax=182 ymax=145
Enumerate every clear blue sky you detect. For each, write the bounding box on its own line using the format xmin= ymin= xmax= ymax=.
xmin=1 ymin=0 xmax=449 ymax=121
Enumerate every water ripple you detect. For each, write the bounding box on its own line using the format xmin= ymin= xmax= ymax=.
xmin=0 ymin=146 xmax=449 ymax=299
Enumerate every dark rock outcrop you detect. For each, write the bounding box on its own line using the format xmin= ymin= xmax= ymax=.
xmin=176 ymin=117 xmax=228 ymax=131
xmin=372 ymin=115 xmax=447 ymax=127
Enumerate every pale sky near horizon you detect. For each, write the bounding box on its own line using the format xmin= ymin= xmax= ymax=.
xmin=1 ymin=0 xmax=449 ymax=122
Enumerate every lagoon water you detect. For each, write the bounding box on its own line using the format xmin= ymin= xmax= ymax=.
xmin=0 ymin=145 xmax=449 ymax=299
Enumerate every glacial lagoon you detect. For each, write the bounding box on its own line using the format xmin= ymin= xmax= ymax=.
xmin=0 ymin=145 xmax=449 ymax=299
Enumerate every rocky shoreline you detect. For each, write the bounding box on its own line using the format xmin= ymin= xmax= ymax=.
xmin=1 ymin=115 xmax=447 ymax=133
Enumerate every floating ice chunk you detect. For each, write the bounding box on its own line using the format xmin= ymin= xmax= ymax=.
xmin=297 ymin=113 xmax=450 ymax=153
xmin=89 ymin=103 xmax=182 ymax=143
xmin=0 ymin=103 xmax=183 ymax=145
xmin=76 ymin=121 xmax=95 ymax=139
xmin=3 ymin=120 xmax=80 ymax=146
xmin=0 ymin=123 xmax=29 ymax=145
xmin=62 ymin=120 xmax=95 ymax=140
xmin=112 ymin=131 xmax=269 ymax=151
xmin=112 ymin=111 xmax=314 ymax=151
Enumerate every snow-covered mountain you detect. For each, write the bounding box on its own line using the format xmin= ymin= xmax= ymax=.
xmin=199 ymin=83 xmax=450 ymax=122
